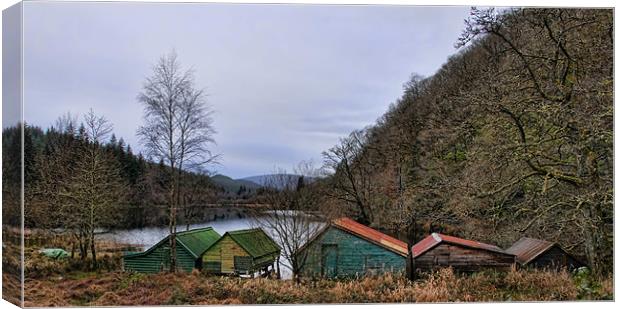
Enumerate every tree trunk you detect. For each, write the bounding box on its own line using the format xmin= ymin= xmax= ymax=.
xmin=582 ymin=200 xmax=609 ymax=276
xmin=357 ymin=208 xmax=370 ymax=226
xmin=406 ymin=221 xmax=417 ymax=281
xmin=293 ymin=261 xmax=301 ymax=284
xmin=276 ymin=256 xmax=281 ymax=279
xmin=90 ymin=232 xmax=97 ymax=269
xmin=79 ymin=232 xmax=88 ymax=260
xmin=169 ymin=182 xmax=177 ymax=272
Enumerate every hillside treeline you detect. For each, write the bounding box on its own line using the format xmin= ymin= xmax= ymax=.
xmin=322 ymin=8 xmax=613 ymax=275
xmin=2 ymin=117 xmax=219 ymax=231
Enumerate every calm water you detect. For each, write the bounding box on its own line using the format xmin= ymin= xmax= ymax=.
xmin=100 ymin=212 xmax=323 ymax=279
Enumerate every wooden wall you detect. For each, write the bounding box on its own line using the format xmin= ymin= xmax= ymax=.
xmin=415 ymin=243 xmax=515 ymax=272
xmin=202 ymin=235 xmax=250 ymax=274
xmin=123 ymin=241 xmax=196 ymax=273
xmin=300 ymin=227 xmax=406 ymax=278
xmin=529 ymin=245 xmax=584 ymax=271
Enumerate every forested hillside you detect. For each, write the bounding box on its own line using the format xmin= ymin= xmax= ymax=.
xmin=322 ymin=8 xmax=613 ymax=275
xmin=2 ymin=117 xmax=219 ymax=230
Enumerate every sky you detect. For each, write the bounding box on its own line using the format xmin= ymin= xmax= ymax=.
xmin=18 ymin=2 xmax=471 ymax=178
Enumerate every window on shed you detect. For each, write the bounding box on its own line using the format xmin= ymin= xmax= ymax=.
xmin=364 ymin=255 xmax=385 ymax=274
xmin=234 ymin=256 xmax=253 ymax=273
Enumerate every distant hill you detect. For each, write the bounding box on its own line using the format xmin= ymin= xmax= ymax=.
xmin=210 ymin=174 xmax=261 ymax=193
xmin=241 ymin=174 xmax=316 ymax=189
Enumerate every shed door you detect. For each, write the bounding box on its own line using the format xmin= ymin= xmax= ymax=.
xmin=321 ymin=244 xmax=338 ymax=277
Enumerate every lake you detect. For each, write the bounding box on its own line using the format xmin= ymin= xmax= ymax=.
xmin=100 ymin=210 xmax=324 ymax=279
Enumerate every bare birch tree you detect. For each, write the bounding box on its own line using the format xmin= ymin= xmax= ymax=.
xmin=253 ymin=162 xmax=325 ymax=283
xmin=137 ymin=51 xmax=218 ymax=272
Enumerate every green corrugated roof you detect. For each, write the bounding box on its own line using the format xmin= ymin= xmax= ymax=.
xmin=227 ymin=228 xmax=281 ymax=258
xmin=177 ymin=227 xmax=222 ymax=258
xmin=124 ymin=227 xmax=220 ymax=259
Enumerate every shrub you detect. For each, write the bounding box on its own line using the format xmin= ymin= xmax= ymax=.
xmin=24 ymin=268 xmax=613 ymax=306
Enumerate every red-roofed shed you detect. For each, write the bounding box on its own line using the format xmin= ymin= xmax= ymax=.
xmin=298 ymin=217 xmax=408 ymax=278
xmin=506 ymin=237 xmax=585 ymax=270
xmin=412 ymin=233 xmax=516 ymax=272
xmin=332 ymin=217 xmax=408 ymax=256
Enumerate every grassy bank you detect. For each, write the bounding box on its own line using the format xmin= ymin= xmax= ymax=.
xmin=16 ymin=232 xmax=613 ymax=305
xmin=24 ymin=267 xmax=612 ymax=306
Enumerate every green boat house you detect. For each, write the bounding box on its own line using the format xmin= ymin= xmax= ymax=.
xmin=202 ymin=228 xmax=281 ymax=276
xmin=122 ymin=227 xmax=221 ymax=273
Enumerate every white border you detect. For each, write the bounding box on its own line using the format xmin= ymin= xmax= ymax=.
xmin=0 ymin=1 xmax=617 ymax=309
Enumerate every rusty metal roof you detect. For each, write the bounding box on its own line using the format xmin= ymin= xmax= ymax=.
xmin=332 ymin=217 xmax=408 ymax=256
xmin=412 ymin=233 xmax=510 ymax=258
xmin=505 ymin=237 xmax=556 ymax=265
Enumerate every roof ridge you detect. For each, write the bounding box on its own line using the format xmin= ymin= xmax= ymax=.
xmin=520 ymin=236 xmax=554 ymax=244
xmin=228 ymin=228 xmax=262 ymax=234
xmin=414 ymin=233 xmax=510 ymax=258
xmin=178 ymin=227 xmax=213 ymax=235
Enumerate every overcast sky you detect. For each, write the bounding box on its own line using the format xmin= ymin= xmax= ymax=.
xmin=19 ymin=2 xmax=470 ymax=178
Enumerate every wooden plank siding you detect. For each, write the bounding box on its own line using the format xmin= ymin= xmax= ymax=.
xmin=202 ymin=229 xmax=280 ymax=275
xmin=415 ymin=243 xmax=515 ymax=272
xmin=528 ymin=245 xmax=584 ymax=271
xmin=123 ymin=243 xmax=196 ymax=273
xmin=300 ymin=226 xmax=406 ymax=278
xmin=203 ymin=235 xmax=251 ymax=274
xmin=122 ymin=227 xmax=220 ymax=274
xmin=505 ymin=237 xmax=585 ymax=271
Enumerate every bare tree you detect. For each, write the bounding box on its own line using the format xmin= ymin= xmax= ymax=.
xmin=29 ymin=113 xmax=81 ymax=257
xmin=34 ymin=110 xmax=125 ymax=267
xmin=322 ymin=129 xmax=376 ymax=225
xmin=137 ymin=51 xmax=218 ymax=271
xmin=63 ymin=110 xmax=125 ymax=267
xmin=253 ymin=161 xmax=325 ymax=283
xmin=455 ymin=8 xmax=613 ymax=275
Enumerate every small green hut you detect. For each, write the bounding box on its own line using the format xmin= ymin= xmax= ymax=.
xmin=202 ymin=228 xmax=281 ymax=275
xmin=123 ymin=227 xmax=221 ymax=273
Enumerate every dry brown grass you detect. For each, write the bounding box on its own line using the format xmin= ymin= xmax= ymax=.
xmin=2 ymin=229 xmax=23 ymax=306
xmin=22 ymin=233 xmax=125 ymax=280
xmin=23 ymin=267 xmax=613 ymax=306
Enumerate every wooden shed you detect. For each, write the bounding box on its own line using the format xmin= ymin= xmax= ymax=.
xmin=298 ymin=217 xmax=408 ymax=278
xmin=202 ymin=228 xmax=281 ymax=276
xmin=123 ymin=227 xmax=221 ymax=273
xmin=506 ymin=237 xmax=585 ymax=270
xmin=413 ymin=233 xmax=515 ymax=272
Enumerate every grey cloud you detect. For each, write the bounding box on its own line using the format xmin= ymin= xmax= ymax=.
xmin=21 ymin=2 xmax=470 ymax=178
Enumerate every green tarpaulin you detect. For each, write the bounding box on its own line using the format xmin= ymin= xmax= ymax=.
xmin=39 ymin=248 xmax=69 ymax=259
